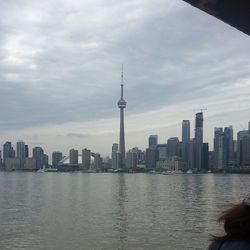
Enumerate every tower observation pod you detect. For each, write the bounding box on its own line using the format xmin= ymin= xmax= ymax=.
xmin=117 ymin=66 xmax=127 ymax=169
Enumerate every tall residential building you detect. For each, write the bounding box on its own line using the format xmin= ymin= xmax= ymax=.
xmin=117 ymin=67 xmax=127 ymax=169
xmin=224 ymin=126 xmax=234 ymax=164
xmin=237 ymin=130 xmax=249 ymax=165
xmin=112 ymin=151 xmax=121 ymax=169
xmin=25 ymin=145 xmax=29 ymax=158
xmin=94 ymin=153 xmax=102 ymax=170
xmin=33 ymin=147 xmax=44 ymax=170
xmin=43 ymin=154 xmax=49 ymax=167
xmin=52 ymin=151 xmax=63 ymax=168
xmin=146 ymin=147 xmax=157 ymax=169
xmin=0 ymin=151 xmax=2 ymax=170
xmin=195 ymin=112 xmax=203 ymax=170
xmin=213 ymin=128 xmax=225 ymax=169
xmin=202 ymin=143 xmax=209 ymax=171
xmin=69 ymin=149 xmax=78 ymax=165
xmin=149 ymin=135 xmax=158 ymax=148
xmin=126 ymin=148 xmax=138 ymax=169
xmin=112 ymin=143 xmax=118 ymax=153
xmin=111 ymin=143 xmax=120 ymax=169
xmin=240 ymin=135 xmax=250 ymax=166
xmin=187 ymin=139 xmax=196 ymax=169
xmin=82 ymin=148 xmax=91 ymax=169
xmin=3 ymin=142 xmax=15 ymax=168
xmin=16 ymin=141 xmax=25 ymax=169
xmin=167 ymin=137 xmax=180 ymax=158
xmin=182 ymin=120 xmax=190 ymax=162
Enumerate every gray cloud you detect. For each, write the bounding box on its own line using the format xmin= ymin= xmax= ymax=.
xmin=0 ymin=0 xmax=249 ymax=156
xmin=66 ymin=133 xmax=89 ymax=138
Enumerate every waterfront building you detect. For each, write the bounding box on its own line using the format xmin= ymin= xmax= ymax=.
xmin=94 ymin=153 xmax=102 ymax=170
xmin=82 ymin=148 xmax=91 ymax=169
xmin=167 ymin=137 xmax=180 ymax=158
xmin=137 ymin=150 xmax=146 ymax=165
xmin=146 ymin=147 xmax=157 ymax=169
xmin=52 ymin=151 xmax=63 ymax=168
xmin=149 ymin=135 xmax=158 ymax=148
xmin=195 ymin=112 xmax=203 ymax=170
xmin=69 ymin=149 xmax=78 ymax=165
xmin=43 ymin=154 xmax=49 ymax=167
xmin=126 ymin=148 xmax=138 ymax=169
xmin=112 ymin=143 xmax=118 ymax=153
xmin=33 ymin=147 xmax=44 ymax=170
xmin=156 ymin=144 xmax=168 ymax=160
xmin=187 ymin=139 xmax=196 ymax=169
xmin=16 ymin=141 xmax=25 ymax=169
xmin=0 ymin=151 xmax=2 ymax=170
xmin=117 ymin=67 xmax=127 ymax=169
xmin=182 ymin=120 xmax=190 ymax=162
xmin=224 ymin=126 xmax=234 ymax=164
xmin=3 ymin=141 xmax=15 ymax=169
xmin=240 ymin=135 xmax=250 ymax=166
xmin=156 ymin=156 xmax=184 ymax=171
xmin=5 ymin=158 xmax=20 ymax=171
xmin=112 ymin=151 xmax=121 ymax=169
xmin=202 ymin=142 xmax=209 ymax=171
xmin=237 ymin=130 xmax=249 ymax=165
xmin=213 ymin=128 xmax=225 ymax=169
xmin=25 ymin=145 xmax=29 ymax=158
xmin=24 ymin=158 xmax=36 ymax=170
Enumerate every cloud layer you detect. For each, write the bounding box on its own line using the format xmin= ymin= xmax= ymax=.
xmin=0 ymin=0 xmax=250 ymax=157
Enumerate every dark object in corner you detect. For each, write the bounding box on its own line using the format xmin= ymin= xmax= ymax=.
xmin=182 ymin=0 xmax=250 ymax=36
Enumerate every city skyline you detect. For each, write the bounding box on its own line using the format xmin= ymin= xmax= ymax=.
xmin=0 ymin=0 xmax=250 ymax=157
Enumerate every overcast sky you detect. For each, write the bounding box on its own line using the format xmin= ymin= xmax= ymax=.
xmin=0 ymin=0 xmax=250 ymax=158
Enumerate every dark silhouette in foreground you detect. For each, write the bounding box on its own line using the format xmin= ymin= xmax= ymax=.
xmin=208 ymin=194 xmax=250 ymax=249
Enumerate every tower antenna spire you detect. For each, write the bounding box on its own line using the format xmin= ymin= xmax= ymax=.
xmin=121 ymin=64 xmax=124 ymax=98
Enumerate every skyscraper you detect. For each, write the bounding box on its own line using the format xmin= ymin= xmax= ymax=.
xmin=202 ymin=142 xmax=209 ymax=172
xmin=3 ymin=141 xmax=15 ymax=168
xmin=16 ymin=141 xmax=25 ymax=169
xmin=182 ymin=120 xmax=190 ymax=162
xmin=213 ymin=128 xmax=225 ymax=169
xmin=187 ymin=139 xmax=196 ymax=169
xmin=112 ymin=143 xmax=118 ymax=153
xmin=94 ymin=153 xmax=102 ymax=170
xmin=25 ymin=145 xmax=29 ymax=158
xmin=237 ymin=130 xmax=249 ymax=165
xmin=82 ymin=148 xmax=91 ymax=169
xmin=33 ymin=147 xmax=44 ymax=170
xmin=126 ymin=147 xmax=139 ymax=169
xmin=224 ymin=126 xmax=234 ymax=164
xmin=43 ymin=154 xmax=49 ymax=167
xmin=69 ymin=148 xmax=78 ymax=165
xmin=240 ymin=135 xmax=250 ymax=166
xmin=112 ymin=143 xmax=120 ymax=169
xmin=146 ymin=147 xmax=157 ymax=169
xmin=52 ymin=151 xmax=63 ymax=168
xmin=149 ymin=135 xmax=158 ymax=148
xmin=167 ymin=137 xmax=180 ymax=158
xmin=195 ymin=112 xmax=203 ymax=170
xmin=117 ymin=67 xmax=127 ymax=169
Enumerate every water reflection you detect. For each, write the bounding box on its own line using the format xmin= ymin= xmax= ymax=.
xmin=113 ymin=174 xmax=129 ymax=249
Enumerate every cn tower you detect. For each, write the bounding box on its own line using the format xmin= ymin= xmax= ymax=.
xmin=117 ymin=66 xmax=127 ymax=169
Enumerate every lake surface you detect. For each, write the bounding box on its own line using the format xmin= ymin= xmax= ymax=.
xmin=0 ymin=173 xmax=249 ymax=250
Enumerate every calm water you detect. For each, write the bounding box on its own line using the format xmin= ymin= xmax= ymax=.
xmin=0 ymin=173 xmax=249 ymax=250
